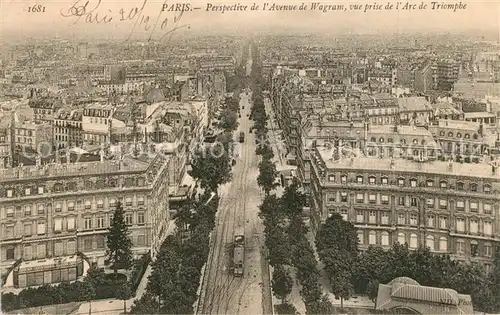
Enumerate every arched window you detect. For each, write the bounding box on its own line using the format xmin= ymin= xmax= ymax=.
xmin=397 ymin=233 xmax=406 ymax=245
xmin=413 ymin=139 xmax=418 ymax=144
xmin=379 ymin=137 xmax=385 ymax=143
xmin=410 ymin=234 xmax=418 ymax=248
xmin=464 ymin=133 xmax=470 ymax=139
xmin=426 ymin=235 xmax=435 ymax=251
xmin=440 ymin=131 xmax=445 ymax=136
xmin=439 ymin=237 xmax=448 ymax=252
xmin=369 ymin=231 xmax=377 ymax=245
xmin=448 ymin=132 xmax=454 ymax=137
xmin=457 ymin=133 xmax=462 ymax=138
xmin=401 ymin=139 xmax=406 ymax=145
xmin=381 ymin=232 xmax=389 ymax=246
xmin=421 ymin=140 xmax=426 ymax=146
xmin=370 ymin=137 xmax=376 ymax=142
xmin=387 ymin=138 xmax=394 ymax=143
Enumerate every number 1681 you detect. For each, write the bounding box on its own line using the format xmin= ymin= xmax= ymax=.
xmin=28 ymin=5 xmax=46 ymax=13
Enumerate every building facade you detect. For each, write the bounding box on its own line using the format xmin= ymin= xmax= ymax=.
xmin=54 ymin=109 xmax=83 ymax=149
xmin=309 ymin=147 xmax=500 ymax=271
xmin=0 ymin=152 xmax=172 ymax=288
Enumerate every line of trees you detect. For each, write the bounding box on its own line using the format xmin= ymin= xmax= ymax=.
xmin=251 ymin=43 xmax=333 ymax=315
xmin=129 ymin=192 xmax=219 ymax=314
xmin=129 ymin=61 xmax=249 ymax=314
xmin=315 ymin=212 xmax=500 ymax=313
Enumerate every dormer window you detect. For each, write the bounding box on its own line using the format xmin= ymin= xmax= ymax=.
xmin=356 ymin=176 xmax=364 ymax=184
xmin=470 ymin=183 xmax=478 ymax=192
xmin=341 ymin=175 xmax=347 ymax=184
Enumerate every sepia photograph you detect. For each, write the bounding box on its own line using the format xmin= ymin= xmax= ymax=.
xmin=1 ymin=0 xmax=500 ymax=314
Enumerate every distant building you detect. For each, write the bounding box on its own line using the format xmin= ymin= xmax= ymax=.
xmin=414 ymin=63 xmax=434 ymax=94
xmin=436 ymin=60 xmax=459 ymax=91
xmin=54 ymin=109 xmax=83 ymax=149
xmin=375 ymin=277 xmax=473 ymax=314
xmin=82 ymin=104 xmax=113 ymax=145
xmin=14 ymin=121 xmax=52 ymax=152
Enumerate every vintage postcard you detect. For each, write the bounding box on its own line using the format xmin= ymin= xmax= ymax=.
xmin=1 ymin=1 xmax=500 ymax=315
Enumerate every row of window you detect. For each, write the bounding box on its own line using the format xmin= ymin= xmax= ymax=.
xmin=3 ymin=233 xmax=148 ymax=261
xmin=327 ymin=175 xmax=492 ymax=193
xmin=4 ymin=181 xmax=147 ymax=197
xmin=329 ymin=192 xmax=494 ymax=213
xmin=3 ymin=197 xmax=146 ymax=216
xmin=358 ymin=231 xmax=493 ymax=257
xmin=437 ymin=130 xmax=480 ymax=139
xmin=333 ymin=210 xmax=494 ymax=235
xmin=3 ymin=213 xmax=146 ymax=238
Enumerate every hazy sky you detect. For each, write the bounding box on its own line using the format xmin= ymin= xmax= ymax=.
xmin=2 ymin=0 xmax=499 ymax=41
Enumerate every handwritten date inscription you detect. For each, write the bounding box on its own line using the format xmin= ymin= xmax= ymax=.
xmin=60 ymin=0 xmax=190 ymax=42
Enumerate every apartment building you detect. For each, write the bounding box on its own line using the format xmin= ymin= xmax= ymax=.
xmin=0 ymin=152 xmax=172 ymax=288
xmin=54 ymin=109 xmax=83 ymax=149
xmin=309 ymin=146 xmax=500 ymax=271
xmin=82 ymin=104 xmax=113 ymax=145
xmin=14 ymin=121 xmax=53 ymax=151
xmin=429 ymin=120 xmax=485 ymax=158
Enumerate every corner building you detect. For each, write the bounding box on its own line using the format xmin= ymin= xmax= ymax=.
xmin=310 ymin=146 xmax=500 ymax=272
xmin=0 ymin=152 xmax=171 ymax=289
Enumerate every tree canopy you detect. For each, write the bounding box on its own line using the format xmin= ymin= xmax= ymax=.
xmin=188 ymin=144 xmax=232 ymax=193
xmin=106 ymin=201 xmax=134 ymax=273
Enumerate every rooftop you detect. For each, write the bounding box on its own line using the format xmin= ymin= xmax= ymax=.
xmin=315 ymin=147 xmax=500 ymax=179
xmin=433 ymin=119 xmax=479 ymax=132
xmin=398 ymin=97 xmax=433 ymax=112
xmin=0 ymin=154 xmax=158 ymax=182
xmin=464 ymin=112 xmax=496 ymax=119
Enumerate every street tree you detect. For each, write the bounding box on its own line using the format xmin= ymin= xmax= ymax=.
xmin=366 ymin=279 xmax=380 ymax=302
xmin=275 ymin=303 xmax=298 ymax=315
xmin=271 ymin=265 xmax=293 ymax=302
xmin=280 ymin=183 xmax=306 ymax=219
xmin=129 ymin=292 xmax=160 ymax=314
xmin=264 ymin=225 xmax=291 ymax=266
xmin=106 ymin=201 xmax=134 ymax=275
xmin=259 ymin=194 xmax=285 ymax=225
xmin=81 ymin=280 xmax=96 ymax=315
xmin=257 ymin=158 xmax=278 ymax=195
xmin=218 ymin=109 xmax=239 ymax=132
xmin=188 ymin=145 xmax=232 ymax=193
xmin=320 ymin=247 xmax=355 ymax=308
xmin=315 ymin=213 xmax=358 ymax=256
xmin=305 ymin=295 xmax=335 ymax=315
xmin=116 ymin=283 xmax=132 ymax=314
xmin=489 ymin=249 xmax=500 ymax=311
